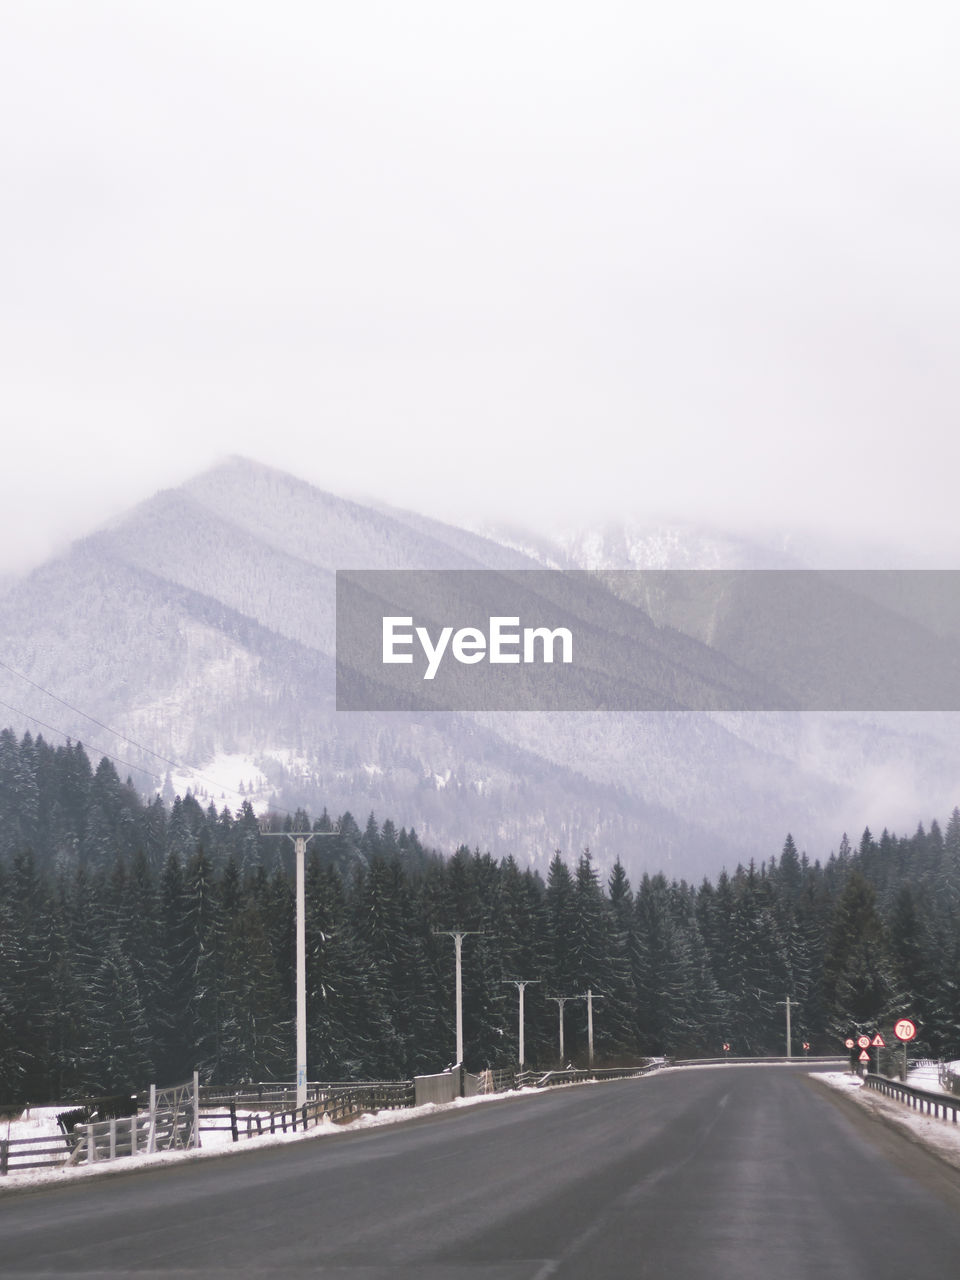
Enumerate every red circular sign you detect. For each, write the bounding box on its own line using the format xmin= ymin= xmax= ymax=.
xmin=845 ymin=1038 xmax=855 ymax=1049
xmin=857 ymin=1035 xmax=871 ymax=1049
xmin=894 ymin=1018 xmax=917 ymax=1042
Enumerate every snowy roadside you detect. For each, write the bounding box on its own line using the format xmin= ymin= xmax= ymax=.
xmin=814 ymin=1071 xmax=960 ymax=1172
xmin=0 ymin=1088 xmax=541 ymax=1195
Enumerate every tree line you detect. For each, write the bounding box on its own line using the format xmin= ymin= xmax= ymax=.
xmin=1 ymin=728 xmax=959 ymax=1104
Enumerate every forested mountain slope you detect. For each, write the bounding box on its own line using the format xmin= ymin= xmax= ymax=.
xmin=1 ymin=457 xmax=958 ymax=880
xmin=1 ymin=729 xmax=957 ymax=1103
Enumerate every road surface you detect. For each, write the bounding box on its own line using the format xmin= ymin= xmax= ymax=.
xmin=4 ymin=1065 xmax=960 ymax=1278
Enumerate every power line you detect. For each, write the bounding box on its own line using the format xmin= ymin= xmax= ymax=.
xmin=0 ymin=656 xmax=200 ymax=774
xmin=0 ymin=696 xmax=163 ymax=783
xmin=0 ymin=660 xmax=293 ymax=815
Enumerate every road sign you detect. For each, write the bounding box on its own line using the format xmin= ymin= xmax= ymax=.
xmin=871 ymin=1034 xmax=885 ymax=1048
xmin=722 ymin=1043 xmax=731 ymax=1052
xmin=845 ymin=1038 xmax=855 ymax=1049
xmin=858 ymin=1049 xmax=870 ymax=1062
xmin=857 ymin=1035 xmax=871 ymax=1049
xmin=894 ymin=1019 xmax=917 ymax=1042
xmin=802 ymin=1042 xmax=810 ymax=1051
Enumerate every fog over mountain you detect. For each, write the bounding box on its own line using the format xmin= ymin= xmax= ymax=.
xmin=0 ymin=457 xmax=956 ymax=882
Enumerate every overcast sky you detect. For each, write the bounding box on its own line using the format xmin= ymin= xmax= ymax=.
xmin=2 ymin=1 xmax=959 ymax=574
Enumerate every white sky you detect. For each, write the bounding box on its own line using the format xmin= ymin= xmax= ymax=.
xmin=2 ymin=1 xmax=959 ymax=573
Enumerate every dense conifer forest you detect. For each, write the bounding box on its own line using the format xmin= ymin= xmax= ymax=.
xmin=2 ymin=728 xmax=959 ymax=1104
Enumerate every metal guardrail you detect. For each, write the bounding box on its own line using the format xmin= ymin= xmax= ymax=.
xmin=863 ymin=1073 xmax=960 ymax=1122
xmin=669 ymin=1055 xmax=846 ymax=1067
xmin=518 ymin=1063 xmax=663 ymax=1089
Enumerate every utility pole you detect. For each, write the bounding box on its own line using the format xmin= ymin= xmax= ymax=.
xmin=777 ymin=995 xmax=794 ymax=1060
xmin=435 ymin=930 xmax=482 ymax=1068
xmin=503 ymin=980 xmax=539 ymax=1070
xmin=548 ymin=995 xmax=586 ymax=1065
xmin=262 ymin=822 xmax=338 ymax=1110
xmin=585 ymin=989 xmax=604 ymax=1067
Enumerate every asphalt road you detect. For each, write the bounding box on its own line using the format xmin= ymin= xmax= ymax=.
xmin=4 ymin=1066 xmax=960 ymax=1279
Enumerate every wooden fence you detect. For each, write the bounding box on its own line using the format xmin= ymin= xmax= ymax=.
xmin=198 ymin=1082 xmax=416 ymax=1144
xmin=0 ymin=1132 xmax=73 ymax=1177
xmin=1 ymin=1064 xmax=662 ymax=1175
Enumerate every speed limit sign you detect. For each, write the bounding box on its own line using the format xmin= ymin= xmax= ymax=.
xmin=894 ymin=1018 xmax=917 ymax=1042
xmin=857 ymin=1035 xmax=871 ymax=1049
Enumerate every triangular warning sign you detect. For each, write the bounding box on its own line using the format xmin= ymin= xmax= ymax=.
xmin=871 ymin=1034 xmax=885 ymax=1047
xmin=858 ymin=1049 xmax=870 ymax=1062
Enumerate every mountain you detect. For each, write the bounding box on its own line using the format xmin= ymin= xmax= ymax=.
xmin=0 ymin=457 xmax=957 ymax=882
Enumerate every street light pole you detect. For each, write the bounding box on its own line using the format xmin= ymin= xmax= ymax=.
xmin=262 ymin=823 xmax=338 ymax=1110
xmin=436 ymin=930 xmax=482 ymax=1067
xmin=777 ymin=995 xmax=794 ymax=1060
xmin=585 ymin=989 xmax=604 ymax=1067
xmin=503 ymin=980 xmax=539 ymax=1069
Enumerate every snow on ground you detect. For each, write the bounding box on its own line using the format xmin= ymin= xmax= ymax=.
xmin=162 ymin=751 xmax=272 ymax=811
xmin=905 ymin=1059 xmax=960 ymax=1096
xmin=3 ymin=1105 xmax=65 ymax=1145
xmin=0 ymin=1089 xmax=539 ymax=1194
xmin=815 ymin=1071 xmax=960 ymax=1171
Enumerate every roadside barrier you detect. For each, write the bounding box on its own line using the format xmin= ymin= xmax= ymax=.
xmin=199 ymin=1081 xmax=416 ymax=1144
xmin=0 ymin=1132 xmax=73 ymax=1177
xmin=1 ymin=1063 xmax=663 ymax=1175
xmin=863 ymin=1073 xmax=960 ymax=1122
xmin=515 ymin=1063 xmax=662 ymax=1089
xmin=669 ymin=1055 xmax=845 ymax=1067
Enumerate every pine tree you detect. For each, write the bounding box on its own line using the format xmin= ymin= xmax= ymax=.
xmin=181 ymin=849 xmax=227 ymax=1081
xmin=822 ymin=870 xmax=900 ymax=1040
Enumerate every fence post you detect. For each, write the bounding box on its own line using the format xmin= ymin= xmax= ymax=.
xmin=147 ymin=1084 xmax=156 ymax=1155
xmin=229 ymin=1103 xmax=238 ymax=1143
xmin=1 ymin=1139 xmax=8 ymax=1176
xmin=109 ymin=1118 xmax=117 ymax=1162
xmin=87 ymin=1125 xmax=96 ymax=1164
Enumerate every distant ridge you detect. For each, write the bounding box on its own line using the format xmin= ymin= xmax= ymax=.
xmin=0 ymin=457 xmax=957 ymax=880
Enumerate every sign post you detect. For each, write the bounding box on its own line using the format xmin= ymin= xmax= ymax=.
xmin=856 ymin=1036 xmax=871 ymax=1077
xmin=893 ymin=1018 xmax=917 ymax=1082
xmin=870 ymin=1032 xmax=885 ymax=1076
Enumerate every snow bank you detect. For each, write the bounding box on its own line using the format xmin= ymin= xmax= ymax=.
xmin=815 ymin=1071 xmax=960 ymax=1170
